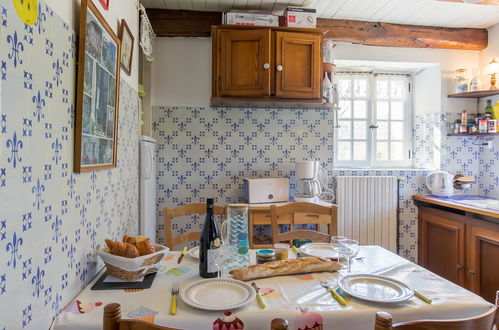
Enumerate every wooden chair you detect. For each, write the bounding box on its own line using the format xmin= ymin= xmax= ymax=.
xmin=104 ymin=303 xmax=179 ymax=330
xmin=374 ymin=306 xmax=498 ymax=330
xmin=104 ymin=303 xmax=290 ymax=330
xmin=270 ymin=202 xmax=338 ymax=245
xmin=163 ymin=203 xmax=226 ymax=250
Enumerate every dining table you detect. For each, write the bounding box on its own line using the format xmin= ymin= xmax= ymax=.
xmin=50 ymin=245 xmax=493 ymax=330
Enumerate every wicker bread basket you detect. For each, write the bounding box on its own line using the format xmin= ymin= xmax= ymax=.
xmin=98 ymin=244 xmax=168 ymax=280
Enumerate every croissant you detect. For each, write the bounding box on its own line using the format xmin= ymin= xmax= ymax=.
xmin=123 ymin=235 xmax=156 ymax=256
xmin=105 ymin=239 xmax=140 ymax=258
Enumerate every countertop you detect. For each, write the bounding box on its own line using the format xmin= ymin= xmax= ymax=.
xmin=413 ymin=195 xmax=499 ymax=219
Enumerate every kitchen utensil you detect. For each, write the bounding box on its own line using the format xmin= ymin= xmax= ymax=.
xmin=220 ymin=204 xmax=250 ymax=272
xmin=338 ymin=273 xmax=413 ymax=303
xmin=426 ymin=171 xmax=459 ymax=197
xmin=414 ymin=290 xmax=432 ymax=304
xmin=177 ymin=246 xmax=187 ymax=264
xmin=180 ymin=278 xmax=255 ymax=311
xmin=320 ymin=280 xmax=347 ymax=306
xmin=251 ymin=282 xmax=266 ymax=309
xmin=299 ymin=243 xmax=339 ymax=259
xmin=170 ymin=281 xmax=179 ymax=315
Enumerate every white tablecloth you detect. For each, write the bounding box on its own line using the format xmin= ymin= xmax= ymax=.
xmin=51 ymin=246 xmax=492 ymax=330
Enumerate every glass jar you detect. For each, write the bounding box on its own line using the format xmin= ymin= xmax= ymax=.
xmin=455 ymin=69 xmax=469 ymax=93
xmin=256 ymin=249 xmax=276 ymax=264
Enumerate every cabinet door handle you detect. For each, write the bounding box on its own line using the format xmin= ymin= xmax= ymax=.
xmin=263 ymin=63 xmax=270 ymax=70
xmin=456 ymin=264 xmax=463 ymax=270
xmin=468 ymin=269 xmax=476 ymax=276
xmin=277 ymin=65 xmax=283 ymax=72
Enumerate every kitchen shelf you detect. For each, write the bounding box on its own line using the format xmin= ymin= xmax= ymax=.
xmin=448 ymin=90 xmax=499 ymax=98
xmin=210 ymin=97 xmax=333 ymax=109
xmin=447 ymin=133 xmax=499 ymax=136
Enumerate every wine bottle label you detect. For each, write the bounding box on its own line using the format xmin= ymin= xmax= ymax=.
xmin=207 ymin=249 xmax=219 ymax=274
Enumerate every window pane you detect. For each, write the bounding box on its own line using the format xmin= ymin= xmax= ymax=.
xmin=338 ymin=141 xmax=351 ymax=160
xmin=377 ymin=121 xmax=388 ymax=140
xmin=339 ymin=100 xmax=351 ymax=119
xmin=339 ymin=79 xmax=351 ymax=98
xmin=353 ymin=100 xmax=367 ymax=119
xmin=391 ymin=121 xmax=404 ymax=140
xmin=354 ymin=79 xmax=367 ymax=97
xmin=377 ymin=142 xmax=388 ymax=160
xmin=338 ymin=121 xmax=351 ymax=139
xmin=353 ymin=141 xmax=366 ymax=160
xmin=353 ymin=121 xmax=366 ymax=140
xmin=391 ymin=101 xmax=404 ymax=120
xmin=377 ymin=101 xmax=389 ymax=119
xmin=391 ymin=142 xmax=404 ymax=160
xmin=391 ymin=80 xmax=406 ymax=99
xmin=377 ymin=80 xmax=388 ymax=99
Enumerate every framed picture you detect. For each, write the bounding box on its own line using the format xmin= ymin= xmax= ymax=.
xmin=99 ymin=0 xmax=109 ymax=10
xmin=118 ymin=19 xmax=134 ymax=76
xmin=74 ymin=0 xmax=121 ymax=172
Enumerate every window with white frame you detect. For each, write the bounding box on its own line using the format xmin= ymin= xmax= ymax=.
xmin=335 ymin=72 xmax=412 ymax=168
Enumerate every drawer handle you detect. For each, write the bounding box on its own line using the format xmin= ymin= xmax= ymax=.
xmin=456 ymin=264 xmax=463 ymax=270
xmin=305 ymin=214 xmax=319 ymax=218
xmin=468 ymin=269 xmax=476 ymax=276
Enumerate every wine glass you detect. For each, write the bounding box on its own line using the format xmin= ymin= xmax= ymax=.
xmin=341 ymin=239 xmax=359 ymax=273
xmin=330 ymin=236 xmax=348 ymax=263
xmin=210 ymin=241 xmax=227 ymax=278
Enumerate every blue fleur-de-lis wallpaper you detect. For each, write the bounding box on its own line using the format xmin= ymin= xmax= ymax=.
xmin=152 ymin=106 xmax=498 ymax=262
xmin=0 ymin=1 xmax=139 ymax=329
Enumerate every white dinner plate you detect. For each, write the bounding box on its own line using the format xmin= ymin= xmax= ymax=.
xmin=180 ymin=278 xmax=255 ymax=311
xmin=299 ymin=243 xmax=339 ymax=259
xmin=188 ymin=246 xmax=199 ymax=259
xmin=338 ymin=274 xmax=413 ymax=303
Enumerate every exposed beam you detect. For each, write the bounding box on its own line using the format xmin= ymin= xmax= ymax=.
xmin=317 ymin=19 xmax=488 ymax=50
xmin=146 ymin=9 xmax=488 ymax=50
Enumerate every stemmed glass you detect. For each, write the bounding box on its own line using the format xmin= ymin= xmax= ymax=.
xmin=210 ymin=241 xmax=227 ymax=278
xmin=340 ymin=239 xmax=359 ymax=273
xmin=330 ymin=236 xmax=348 ymax=263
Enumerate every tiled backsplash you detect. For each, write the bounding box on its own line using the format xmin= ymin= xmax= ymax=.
xmin=152 ymin=106 xmax=496 ymax=262
xmin=0 ymin=2 xmax=139 ymax=329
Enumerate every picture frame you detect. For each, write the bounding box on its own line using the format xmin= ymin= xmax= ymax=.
xmin=118 ymin=19 xmax=134 ymax=76
xmin=99 ymin=0 xmax=109 ymax=10
xmin=74 ymin=0 xmax=121 ymax=172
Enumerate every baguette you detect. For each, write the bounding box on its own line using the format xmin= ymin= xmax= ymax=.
xmin=229 ymin=257 xmax=341 ymax=281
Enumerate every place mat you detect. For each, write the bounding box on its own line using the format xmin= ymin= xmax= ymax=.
xmin=91 ymin=271 xmax=156 ymax=290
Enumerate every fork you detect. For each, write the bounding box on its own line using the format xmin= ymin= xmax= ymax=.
xmin=170 ymin=282 xmax=179 ymax=315
xmin=320 ymin=280 xmax=347 ymax=306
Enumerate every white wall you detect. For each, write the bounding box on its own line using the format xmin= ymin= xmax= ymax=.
xmin=479 ymin=23 xmax=499 ymax=110
xmin=151 ymin=38 xmax=212 ymax=107
xmin=150 ymin=37 xmax=479 ymax=113
xmin=45 ymin=0 xmax=140 ymax=89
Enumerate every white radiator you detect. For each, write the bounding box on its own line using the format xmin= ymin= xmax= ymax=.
xmin=336 ymin=176 xmax=398 ymax=253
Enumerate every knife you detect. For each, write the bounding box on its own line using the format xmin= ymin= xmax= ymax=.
xmin=292 ymin=245 xmax=301 ymax=257
xmin=414 ymin=290 xmax=432 ymax=304
xmin=177 ymin=246 xmax=187 ymax=264
xmin=251 ymin=282 xmax=266 ymax=309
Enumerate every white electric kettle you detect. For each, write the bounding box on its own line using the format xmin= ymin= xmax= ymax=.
xmin=425 ymin=171 xmax=458 ymax=197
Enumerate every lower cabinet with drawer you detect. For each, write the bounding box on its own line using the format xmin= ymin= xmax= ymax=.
xmin=418 ymin=206 xmax=499 ymax=303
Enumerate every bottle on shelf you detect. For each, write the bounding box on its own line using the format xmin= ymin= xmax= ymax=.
xmin=485 ymin=99 xmax=493 ymax=119
xmin=199 ymin=198 xmax=220 ymax=278
xmin=459 ymin=110 xmax=468 ymax=133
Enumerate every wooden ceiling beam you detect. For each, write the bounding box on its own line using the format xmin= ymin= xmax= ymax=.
xmin=146 ymin=9 xmax=488 ymax=50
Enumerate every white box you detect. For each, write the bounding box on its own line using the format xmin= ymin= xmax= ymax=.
xmin=283 ymin=7 xmax=316 ymax=28
xmin=243 ymin=178 xmax=289 ymax=204
xmin=224 ymin=12 xmax=279 ymax=26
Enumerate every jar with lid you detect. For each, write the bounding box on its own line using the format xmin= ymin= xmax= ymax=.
xmin=256 ymin=249 xmax=276 ymax=264
xmin=455 ymin=69 xmax=469 ymax=93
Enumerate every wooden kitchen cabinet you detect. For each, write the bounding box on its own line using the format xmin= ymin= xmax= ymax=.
xmin=418 ymin=207 xmax=465 ymax=286
xmin=212 ymin=25 xmax=325 ymax=106
xmin=416 ymin=203 xmax=499 ymax=303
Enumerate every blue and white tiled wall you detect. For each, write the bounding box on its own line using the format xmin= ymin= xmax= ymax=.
xmin=153 ymin=105 xmax=498 ymax=262
xmin=0 ymin=1 xmax=139 ymax=329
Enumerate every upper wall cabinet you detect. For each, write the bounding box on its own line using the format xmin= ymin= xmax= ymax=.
xmin=212 ymin=25 xmax=326 ymax=108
